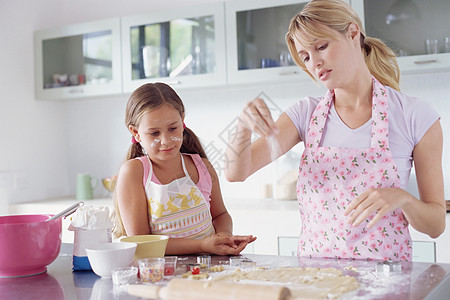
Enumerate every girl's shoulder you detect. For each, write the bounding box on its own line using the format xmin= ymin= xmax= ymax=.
xmin=118 ymin=157 xmax=145 ymax=186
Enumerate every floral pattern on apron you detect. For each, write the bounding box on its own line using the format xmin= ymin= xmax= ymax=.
xmin=145 ymin=154 xmax=215 ymax=239
xmin=297 ymin=77 xmax=412 ymax=261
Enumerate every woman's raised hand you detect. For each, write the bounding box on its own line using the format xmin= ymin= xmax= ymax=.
xmin=239 ymin=98 xmax=278 ymax=137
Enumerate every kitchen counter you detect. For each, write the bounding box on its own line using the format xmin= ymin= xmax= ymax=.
xmin=1 ymin=244 xmax=450 ymax=299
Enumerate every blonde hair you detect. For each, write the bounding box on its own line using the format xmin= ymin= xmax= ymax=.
xmin=112 ymin=82 xmax=208 ymax=238
xmin=286 ymin=0 xmax=400 ymax=91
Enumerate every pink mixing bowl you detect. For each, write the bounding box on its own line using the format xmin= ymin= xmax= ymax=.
xmin=0 ymin=214 xmax=62 ymax=278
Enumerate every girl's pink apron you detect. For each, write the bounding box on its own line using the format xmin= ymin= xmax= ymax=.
xmin=145 ymin=154 xmax=215 ymax=239
xmin=297 ymin=77 xmax=412 ymax=261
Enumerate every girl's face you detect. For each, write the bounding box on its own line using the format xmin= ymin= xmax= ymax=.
xmin=132 ymin=103 xmax=184 ymax=161
xmin=293 ymin=24 xmax=361 ymax=90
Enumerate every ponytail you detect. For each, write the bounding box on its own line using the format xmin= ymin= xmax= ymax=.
xmin=126 ymin=142 xmax=146 ymax=161
xmin=181 ymin=127 xmax=208 ymax=159
xmin=361 ymin=35 xmax=400 ymax=91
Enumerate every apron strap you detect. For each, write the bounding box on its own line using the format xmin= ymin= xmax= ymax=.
xmin=306 ymin=76 xmax=390 ymax=150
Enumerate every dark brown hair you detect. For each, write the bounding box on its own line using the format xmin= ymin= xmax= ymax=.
xmin=125 ymin=82 xmax=207 ymax=160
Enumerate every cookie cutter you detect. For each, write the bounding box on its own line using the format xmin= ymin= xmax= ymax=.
xmin=376 ymin=260 xmax=402 ymax=276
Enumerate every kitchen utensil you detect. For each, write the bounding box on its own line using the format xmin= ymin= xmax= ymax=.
xmin=128 ymin=278 xmax=291 ymax=300
xmin=163 ymin=256 xmax=178 ymax=277
xmin=196 ymin=255 xmax=211 ymax=269
xmin=120 ymin=234 xmax=169 ymax=260
xmin=76 ymin=173 xmax=98 ymax=200
xmin=45 ymin=201 xmax=84 ymax=222
xmin=0 ymin=214 xmax=62 ymax=278
xmin=85 ymin=242 xmax=137 ymax=278
xmin=138 ymin=258 xmax=165 ymax=283
xmin=112 ymin=266 xmax=138 ymax=285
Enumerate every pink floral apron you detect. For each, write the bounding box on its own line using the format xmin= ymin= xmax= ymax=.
xmin=145 ymin=154 xmax=215 ymax=239
xmin=297 ymin=77 xmax=412 ymax=261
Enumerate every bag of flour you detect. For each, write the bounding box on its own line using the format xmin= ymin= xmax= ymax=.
xmin=68 ymin=205 xmax=113 ymax=271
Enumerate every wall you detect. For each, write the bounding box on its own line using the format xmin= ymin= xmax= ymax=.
xmin=0 ymin=0 xmax=449 ymax=217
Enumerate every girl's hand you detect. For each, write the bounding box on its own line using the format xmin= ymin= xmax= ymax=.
xmin=344 ymin=187 xmax=411 ymax=228
xmin=202 ymin=235 xmax=256 ymax=256
xmin=239 ymin=98 xmax=278 ymax=137
xmin=213 ymin=233 xmax=257 ymax=249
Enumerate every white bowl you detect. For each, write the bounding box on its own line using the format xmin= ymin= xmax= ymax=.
xmin=85 ymin=242 xmax=137 ymax=278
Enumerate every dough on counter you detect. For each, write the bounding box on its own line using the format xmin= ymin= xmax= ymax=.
xmin=211 ymin=267 xmax=359 ymax=299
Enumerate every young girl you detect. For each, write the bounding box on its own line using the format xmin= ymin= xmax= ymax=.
xmin=225 ymin=0 xmax=445 ymax=261
xmin=113 ymin=82 xmax=255 ymax=255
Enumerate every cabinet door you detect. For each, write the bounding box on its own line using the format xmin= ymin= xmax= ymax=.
xmin=121 ymin=3 xmax=226 ymax=92
xmin=412 ymin=241 xmax=436 ymax=263
xmin=34 ymin=18 xmax=122 ymax=100
xmin=278 ymin=236 xmax=298 ymax=256
xmin=225 ymin=0 xmax=350 ymax=85
xmin=351 ymin=0 xmax=450 ymax=74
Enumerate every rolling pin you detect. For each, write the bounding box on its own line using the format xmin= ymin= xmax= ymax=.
xmin=128 ymin=278 xmax=291 ymax=300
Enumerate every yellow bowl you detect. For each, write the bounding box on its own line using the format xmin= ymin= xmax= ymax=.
xmin=120 ymin=235 xmax=169 ymax=260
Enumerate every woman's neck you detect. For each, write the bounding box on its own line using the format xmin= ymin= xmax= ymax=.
xmin=334 ymin=72 xmax=372 ymax=109
xmin=333 ymin=74 xmax=373 ymax=129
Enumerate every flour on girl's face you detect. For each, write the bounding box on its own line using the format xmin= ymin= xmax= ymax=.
xmin=150 ymin=136 xmax=182 ymax=148
xmin=150 ymin=139 xmax=161 ymax=148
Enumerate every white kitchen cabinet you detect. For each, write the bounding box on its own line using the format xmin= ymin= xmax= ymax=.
xmin=121 ymin=3 xmax=226 ymax=92
xmin=278 ymin=236 xmax=298 ymax=256
xmin=34 ymin=18 xmax=122 ymax=100
xmin=225 ymin=0 xmax=351 ymax=85
xmin=227 ymin=199 xmax=300 ymax=255
xmin=412 ymin=241 xmax=436 ymax=263
xmin=351 ymin=0 xmax=450 ymax=74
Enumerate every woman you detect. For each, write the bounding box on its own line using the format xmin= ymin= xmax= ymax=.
xmin=225 ymin=0 xmax=445 ymax=261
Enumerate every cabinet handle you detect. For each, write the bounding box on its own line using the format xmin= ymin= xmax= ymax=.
xmin=414 ymin=59 xmax=438 ymax=65
xmin=164 ymin=80 xmax=181 ymax=85
xmin=278 ymin=70 xmax=298 ymax=76
xmin=68 ymin=88 xmax=84 ymax=94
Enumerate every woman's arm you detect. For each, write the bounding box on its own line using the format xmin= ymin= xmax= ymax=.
xmin=116 ymin=159 xmax=151 ymax=235
xmin=345 ymin=120 xmax=446 ymax=238
xmin=225 ymin=99 xmax=301 ymax=182
xmin=404 ymin=120 xmax=445 ymax=237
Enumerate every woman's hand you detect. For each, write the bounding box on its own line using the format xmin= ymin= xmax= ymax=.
xmin=202 ymin=234 xmax=257 ymax=256
xmin=344 ymin=187 xmax=412 ymax=229
xmin=239 ymin=98 xmax=278 ymax=137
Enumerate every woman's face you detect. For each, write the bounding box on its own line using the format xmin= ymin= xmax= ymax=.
xmin=293 ymin=24 xmax=361 ymax=90
xmin=132 ymin=103 xmax=184 ymax=161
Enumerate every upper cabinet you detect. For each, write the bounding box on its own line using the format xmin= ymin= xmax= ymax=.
xmin=34 ymin=18 xmax=122 ymax=100
xmin=121 ymin=3 xmax=226 ymax=92
xmin=351 ymin=0 xmax=450 ymax=74
xmin=225 ymin=0 xmax=310 ymax=85
xmin=34 ymin=0 xmax=450 ymax=100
